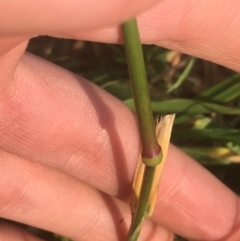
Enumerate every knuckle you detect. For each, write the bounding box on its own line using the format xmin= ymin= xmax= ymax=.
xmin=0 ymin=158 xmax=34 ymax=218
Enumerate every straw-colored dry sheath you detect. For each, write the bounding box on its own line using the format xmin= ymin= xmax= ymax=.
xmin=130 ymin=114 xmax=175 ymax=218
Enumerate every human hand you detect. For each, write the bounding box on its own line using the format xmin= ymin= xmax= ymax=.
xmin=0 ymin=1 xmax=240 ymax=241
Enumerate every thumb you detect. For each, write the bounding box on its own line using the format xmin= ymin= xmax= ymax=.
xmin=1 ymin=0 xmax=160 ymax=36
xmin=0 ymin=0 xmax=160 ymax=90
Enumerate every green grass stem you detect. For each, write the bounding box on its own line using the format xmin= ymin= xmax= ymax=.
xmin=121 ymin=19 xmax=161 ymax=158
xmin=127 ymin=167 xmax=156 ymax=241
xmin=121 ymin=18 xmax=162 ymax=241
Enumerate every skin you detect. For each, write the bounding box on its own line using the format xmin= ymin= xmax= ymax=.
xmin=0 ymin=0 xmax=240 ymax=241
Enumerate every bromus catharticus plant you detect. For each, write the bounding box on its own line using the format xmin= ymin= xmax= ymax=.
xmin=121 ymin=18 xmax=175 ymax=241
xmin=60 ymin=17 xmax=175 ymax=241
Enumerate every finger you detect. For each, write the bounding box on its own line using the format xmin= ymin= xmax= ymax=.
xmin=142 ymin=0 xmax=240 ymax=72
xmin=0 ymin=150 xmax=173 ymax=241
xmin=1 ymin=52 xmax=140 ymax=200
xmin=0 ymin=0 xmax=161 ymax=68
xmin=0 ymin=0 xmax=160 ymax=36
xmin=2 ymin=1 xmax=240 ymax=73
xmin=77 ymin=0 xmax=240 ymax=73
xmin=0 ymin=222 xmax=44 ymax=241
xmin=1 ymin=53 xmax=240 ymax=241
xmin=2 ymin=0 xmax=240 ymax=83
xmin=153 ymin=145 xmax=240 ymax=241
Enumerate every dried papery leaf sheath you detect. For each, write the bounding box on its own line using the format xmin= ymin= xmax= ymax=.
xmin=146 ymin=114 xmax=175 ymax=216
xmin=130 ymin=115 xmax=175 ymax=217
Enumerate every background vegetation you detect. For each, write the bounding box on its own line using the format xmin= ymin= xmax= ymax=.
xmin=25 ymin=36 xmax=240 ymax=240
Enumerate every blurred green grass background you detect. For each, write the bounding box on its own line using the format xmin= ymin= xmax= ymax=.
xmin=25 ymin=36 xmax=240 ymax=241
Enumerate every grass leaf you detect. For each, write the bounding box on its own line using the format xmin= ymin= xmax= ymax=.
xmin=167 ymin=57 xmax=196 ymax=93
xmin=196 ymin=74 xmax=240 ymax=103
xmin=125 ymin=98 xmax=240 ymax=115
xmin=173 ymin=128 xmax=240 ymax=144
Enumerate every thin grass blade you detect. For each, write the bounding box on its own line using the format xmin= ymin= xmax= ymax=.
xmin=167 ymin=57 xmax=196 ymax=93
